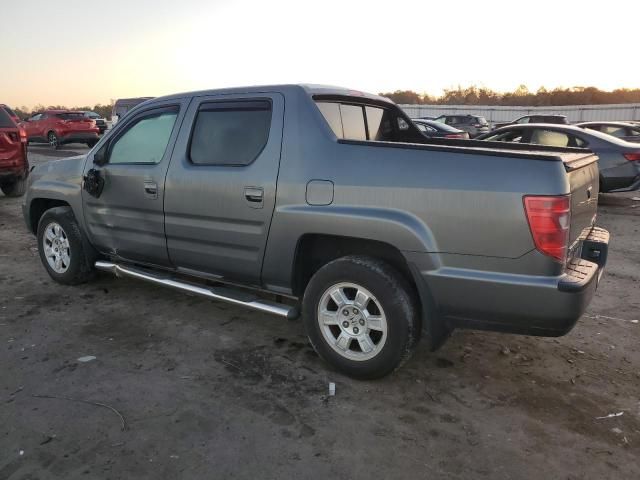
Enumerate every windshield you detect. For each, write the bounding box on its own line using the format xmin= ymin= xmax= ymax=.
xmin=85 ymin=112 xmax=100 ymax=118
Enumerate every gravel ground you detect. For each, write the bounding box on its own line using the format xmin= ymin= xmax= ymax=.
xmin=1 ymin=145 xmax=639 ymax=479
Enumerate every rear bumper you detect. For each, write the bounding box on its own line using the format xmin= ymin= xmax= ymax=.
xmin=409 ymin=227 xmax=610 ymax=337
xmin=59 ymin=132 xmax=99 ymax=145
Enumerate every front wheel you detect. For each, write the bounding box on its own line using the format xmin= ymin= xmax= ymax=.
xmin=302 ymin=256 xmax=420 ymax=379
xmin=37 ymin=207 xmax=96 ymax=285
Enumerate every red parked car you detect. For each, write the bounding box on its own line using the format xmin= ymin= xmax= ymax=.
xmin=21 ymin=110 xmax=99 ymax=149
xmin=0 ymin=107 xmax=28 ymax=197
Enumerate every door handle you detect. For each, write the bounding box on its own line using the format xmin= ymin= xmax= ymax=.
xmin=244 ymin=187 xmax=264 ymax=208
xmin=144 ymin=181 xmax=158 ymax=199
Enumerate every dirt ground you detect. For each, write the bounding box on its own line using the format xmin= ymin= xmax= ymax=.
xmin=1 ymin=145 xmax=639 ymax=479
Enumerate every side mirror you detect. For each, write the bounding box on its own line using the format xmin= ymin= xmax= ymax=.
xmin=93 ymin=143 xmax=108 ymax=166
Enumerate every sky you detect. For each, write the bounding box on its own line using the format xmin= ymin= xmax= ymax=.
xmin=2 ymin=0 xmax=639 ymax=108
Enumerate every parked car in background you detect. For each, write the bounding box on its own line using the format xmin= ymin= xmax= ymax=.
xmin=493 ymin=114 xmax=568 ymax=130
xmin=111 ymin=97 xmax=153 ymax=126
xmin=477 ymin=124 xmax=640 ymax=193
xmin=577 ymin=121 xmax=640 ymax=143
xmin=0 ymin=107 xmax=28 ymax=196
xmin=83 ymin=111 xmax=108 ymax=134
xmin=1 ymin=104 xmax=21 ymax=124
xmin=21 ymin=110 xmax=99 ymax=149
xmin=413 ymin=119 xmax=469 ymax=139
xmin=433 ymin=114 xmax=490 ymax=138
xmin=24 ymin=84 xmax=609 ymax=378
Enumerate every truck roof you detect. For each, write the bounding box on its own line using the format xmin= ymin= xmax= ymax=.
xmin=150 ymin=84 xmax=393 ymax=105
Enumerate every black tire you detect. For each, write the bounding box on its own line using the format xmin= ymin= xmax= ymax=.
xmin=47 ymin=131 xmax=59 ymax=150
xmin=37 ymin=206 xmax=96 ymax=285
xmin=0 ymin=177 xmax=27 ymax=197
xmin=302 ymin=255 xmax=420 ymax=379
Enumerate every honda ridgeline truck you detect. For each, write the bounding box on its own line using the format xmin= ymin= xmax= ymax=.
xmin=22 ymin=85 xmax=609 ymax=378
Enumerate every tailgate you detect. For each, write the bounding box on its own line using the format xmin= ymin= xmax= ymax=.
xmin=564 ymin=152 xmax=599 ymax=248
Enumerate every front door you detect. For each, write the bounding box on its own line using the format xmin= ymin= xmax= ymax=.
xmin=163 ymin=93 xmax=285 ymax=286
xmin=82 ymin=100 xmax=187 ymax=267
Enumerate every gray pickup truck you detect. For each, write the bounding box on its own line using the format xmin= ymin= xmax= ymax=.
xmin=23 ymin=85 xmax=609 ymax=379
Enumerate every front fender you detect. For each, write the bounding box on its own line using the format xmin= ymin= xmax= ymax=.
xmin=22 ymin=155 xmax=87 ymax=233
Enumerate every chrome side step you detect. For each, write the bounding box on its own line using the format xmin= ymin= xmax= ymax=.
xmin=95 ymin=261 xmax=296 ymax=319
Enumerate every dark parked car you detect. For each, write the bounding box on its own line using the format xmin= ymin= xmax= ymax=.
xmin=24 ymin=84 xmax=609 ymax=378
xmin=111 ymin=97 xmax=153 ymax=126
xmin=413 ymin=119 xmax=469 ymax=139
xmin=0 ymin=107 xmax=28 ymax=196
xmin=83 ymin=111 xmax=108 ymax=134
xmin=493 ymin=114 xmax=568 ymax=130
xmin=21 ymin=110 xmax=100 ymax=149
xmin=577 ymin=121 xmax=640 ymax=143
xmin=433 ymin=114 xmax=489 ymax=138
xmin=477 ymin=124 xmax=640 ymax=192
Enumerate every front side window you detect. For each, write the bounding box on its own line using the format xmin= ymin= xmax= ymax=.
xmin=190 ymin=101 xmax=271 ymax=166
xmin=109 ymin=108 xmax=178 ymax=164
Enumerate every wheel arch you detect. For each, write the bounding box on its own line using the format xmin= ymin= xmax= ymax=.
xmin=28 ymin=198 xmax=71 ymax=234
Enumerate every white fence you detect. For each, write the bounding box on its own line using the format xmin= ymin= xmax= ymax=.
xmin=399 ymin=103 xmax=640 ymax=124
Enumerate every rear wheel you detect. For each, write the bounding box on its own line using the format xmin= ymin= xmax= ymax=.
xmin=0 ymin=177 xmax=27 ymax=197
xmin=302 ymin=255 xmax=419 ymax=379
xmin=37 ymin=207 xmax=96 ymax=285
xmin=47 ymin=131 xmax=59 ymax=149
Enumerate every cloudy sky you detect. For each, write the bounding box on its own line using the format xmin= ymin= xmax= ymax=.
xmin=2 ymin=0 xmax=638 ymax=107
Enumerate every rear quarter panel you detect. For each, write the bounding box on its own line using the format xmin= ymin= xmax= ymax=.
xmin=261 ymin=90 xmax=571 ymax=292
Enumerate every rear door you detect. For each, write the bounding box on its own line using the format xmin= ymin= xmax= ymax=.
xmin=82 ymin=99 xmax=187 ymax=266
xmin=163 ymin=92 xmax=285 ymax=286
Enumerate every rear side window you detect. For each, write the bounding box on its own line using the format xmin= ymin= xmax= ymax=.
xmin=0 ymin=108 xmax=15 ymax=127
xmin=2 ymin=106 xmax=17 ymax=118
xmin=190 ymin=100 xmax=271 ymax=166
xmin=601 ymin=125 xmax=627 ymax=138
xmin=316 ymin=101 xmax=422 ymax=143
xmin=340 ymin=104 xmax=367 ymax=140
xmin=529 ymin=129 xmax=570 ymax=147
xmin=56 ymin=113 xmax=84 ymax=120
xmin=109 ymin=108 xmax=178 ymax=164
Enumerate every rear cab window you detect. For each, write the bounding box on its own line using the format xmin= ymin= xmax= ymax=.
xmin=315 ymin=99 xmax=423 ymax=144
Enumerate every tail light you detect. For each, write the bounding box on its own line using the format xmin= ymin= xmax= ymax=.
xmin=445 ymin=133 xmax=465 ymax=139
xmin=19 ymin=127 xmax=27 ymax=143
xmin=623 ymin=152 xmax=640 ymax=162
xmin=523 ymin=195 xmax=571 ymax=263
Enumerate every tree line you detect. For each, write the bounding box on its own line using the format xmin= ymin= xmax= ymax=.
xmin=12 ymin=103 xmax=114 ymax=120
xmin=379 ymin=85 xmax=640 ymax=106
